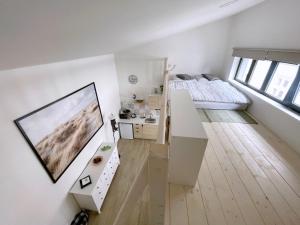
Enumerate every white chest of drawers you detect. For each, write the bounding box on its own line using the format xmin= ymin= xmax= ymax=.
xmin=70 ymin=142 xmax=120 ymax=213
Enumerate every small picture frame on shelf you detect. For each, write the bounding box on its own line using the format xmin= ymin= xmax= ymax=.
xmin=80 ymin=175 xmax=92 ymax=189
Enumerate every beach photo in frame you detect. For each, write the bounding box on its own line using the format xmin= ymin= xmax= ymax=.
xmin=14 ymin=83 xmax=104 ymax=183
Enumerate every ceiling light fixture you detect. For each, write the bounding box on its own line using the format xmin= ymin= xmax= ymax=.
xmin=219 ymin=0 xmax=239 ymax=8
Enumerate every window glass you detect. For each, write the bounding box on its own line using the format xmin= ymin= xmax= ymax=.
xmin=293 ymin=86 xmax=300 ymax=107
xmin=266 ymin=63 xmax=299 ymax=100
xmin=248 ymin=60 xmax=272 ymax=89
xmin=236 ymin=58 xmax=253 ymax=82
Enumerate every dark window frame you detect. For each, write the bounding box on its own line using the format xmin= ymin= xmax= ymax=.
xmin=234 ymin=58 xmax=256 ymax=84
xmin=234 ymin=57 xmax=300 ymax=114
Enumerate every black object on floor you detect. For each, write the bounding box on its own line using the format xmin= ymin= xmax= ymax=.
xmin=71 ymin=210 xmax=89 ymax=225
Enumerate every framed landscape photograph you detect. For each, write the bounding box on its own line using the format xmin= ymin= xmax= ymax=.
xmin=14 ymin=83 xmax=104 ymax=183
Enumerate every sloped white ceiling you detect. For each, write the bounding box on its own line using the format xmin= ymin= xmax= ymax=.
xmin=0 ymin=0 xmax=264 ymax=70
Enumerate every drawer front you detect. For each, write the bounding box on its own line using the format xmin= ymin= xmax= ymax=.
xmin=107 ymin=159 xmax=119 ymax=182
xmin=92 ymin=150 xmax=120 ymax=210
xmin=112 ymin=149 xmax=120 ymax=164
xmin=92 ymin=180 xmax=106 ymax=209
xmin=134 ymin=129 xmax=143 ymax=139
xmin=92 ymin=176 xmax=111 ymax=209
xmin=143 ymin=124 xmax=158 ymax=139
xmin=133 ymin=124 xmax=143 ymax=138
xmin=133 ymin=124 xmax=142 ymax=129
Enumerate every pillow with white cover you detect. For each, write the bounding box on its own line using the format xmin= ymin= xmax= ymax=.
xmin=202 ymin=74 xmax=220 ymax=81
xmin=197 ymin=77 xmax=209 ymax=83
xmin=176 ymin=74 xmax=193 ymax=80
xmin=194 ymin=74 xmax=204 ymax=80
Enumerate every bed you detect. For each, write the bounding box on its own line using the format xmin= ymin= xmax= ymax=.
xmin=169 ymin=77 xmax=250 ymax=110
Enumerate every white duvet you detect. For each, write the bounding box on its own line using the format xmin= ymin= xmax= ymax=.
xmin=169 ymin=78 xmax=250 ymax=104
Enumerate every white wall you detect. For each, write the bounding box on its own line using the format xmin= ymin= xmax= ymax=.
xmin=116 ymin=18 xmax=232 ymax=100
xmin=224 ymin=0 xmax=300 ymax=152
xmin=0 ymin=55 xmax=120 ymax=225
xmin=0 ymin=0 xmax=263 ymax=71
xmin=115 ymin=56 xmax=165 ymax=101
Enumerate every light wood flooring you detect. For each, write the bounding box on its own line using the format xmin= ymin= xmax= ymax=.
xmin=167 ymin=122 xmax=300 ymax=225
xmin=89 ymin=139 xmax=151 ymax=225
xmin=89 ymin=121 xmax=300 ymax=225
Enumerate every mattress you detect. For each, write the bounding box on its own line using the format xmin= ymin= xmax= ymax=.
xmin=169 ymin=78 xmax=250 ymax=110
xmin=193 ymin=101 xmax=248 ymax=110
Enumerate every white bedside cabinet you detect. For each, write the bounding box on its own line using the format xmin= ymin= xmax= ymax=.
xmin=70 ymin=142 xmax=120 ymax=213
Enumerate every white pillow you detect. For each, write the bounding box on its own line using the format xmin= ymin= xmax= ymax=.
xmin=197 ymin=77 xmax=209 ymax=83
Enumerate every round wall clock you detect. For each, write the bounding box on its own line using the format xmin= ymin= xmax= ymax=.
xmin=128 ymin=74 xmax=138 ymax=84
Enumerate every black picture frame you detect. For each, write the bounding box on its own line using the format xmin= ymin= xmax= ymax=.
xmin=14 ymin=82 xmax=104 ymax=183
xmin=80 ymin=175 xmax=92 ymax=188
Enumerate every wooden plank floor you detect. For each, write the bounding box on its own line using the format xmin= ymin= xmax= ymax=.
xmin=167 ymin=122 xmax=300 ymax=225
xmin=125 ymin=186 xmax=149 ymax=225
xmin=89 ymin=139 xmax=151 ymax=225
xmin=89 ymin=122 xmax=300 ymax=225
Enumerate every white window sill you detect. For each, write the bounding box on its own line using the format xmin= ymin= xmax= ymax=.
xmin=229 ymin=79 xmax=300 ymax=121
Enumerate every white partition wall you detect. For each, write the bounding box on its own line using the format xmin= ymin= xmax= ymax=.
xmin=169 ymin=90 xmax=208 ymax=187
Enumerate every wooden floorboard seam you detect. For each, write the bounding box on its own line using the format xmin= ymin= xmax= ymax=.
xmin=234 ymin=123 xmax=300 ymax=200
xmin=236 ymin=123 xmax=300 ymax=197
xmin=197 ymin=184 xmax=210 ymax=225
xmin=89 ymin=122 xmax=300 ymax=225
xmin=215 ymin=122 xmax=284 ymax=225
xmin=225 ymin=123 xmax=300 ymax=225
xmin=206 ymin=123 xmax=266 ymax=225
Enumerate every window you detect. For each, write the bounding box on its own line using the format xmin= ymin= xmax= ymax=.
xmin=233 ymin=58 xmax=300 ymax=114
xmin=293 ymin=86 xmax=300 ymax=107
xmin=236 ymin=58 xmax=253 ymax=82
xmin=248 ymin=60 xmax=272 ymax=89
xmin=266 ymin=63 xmax=299 ymax=100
